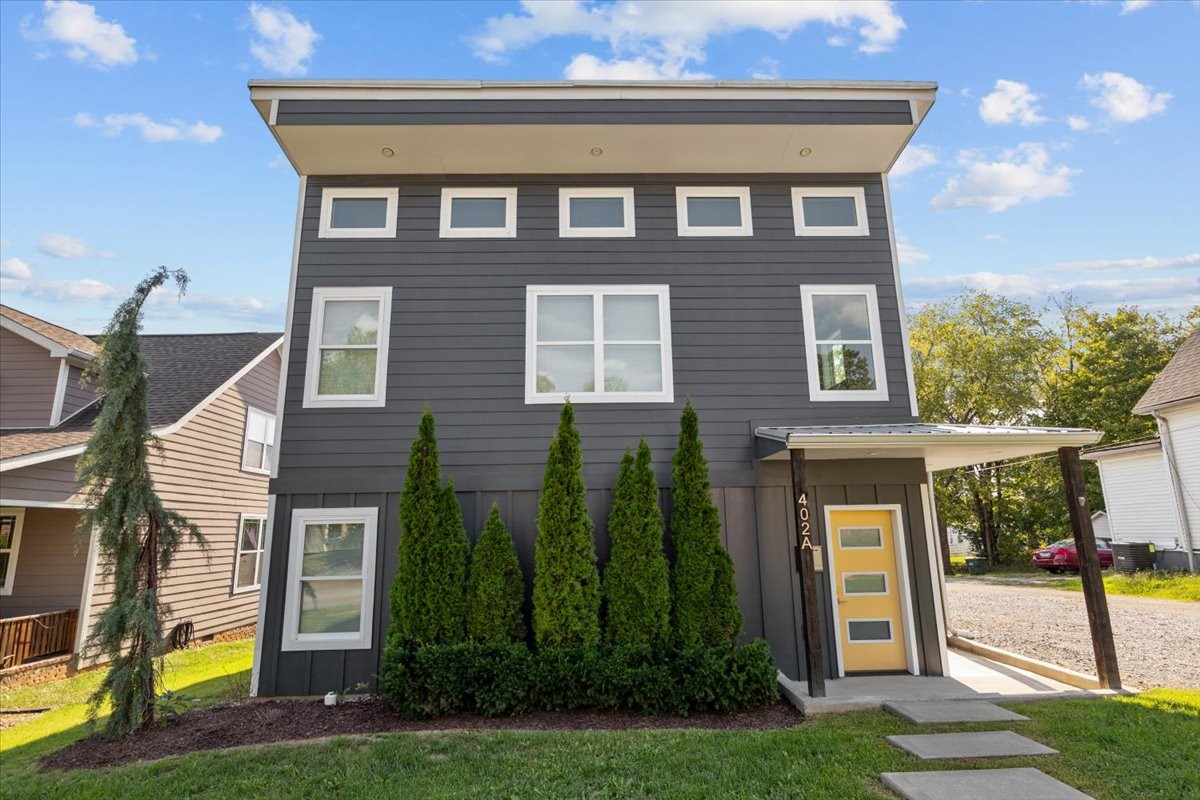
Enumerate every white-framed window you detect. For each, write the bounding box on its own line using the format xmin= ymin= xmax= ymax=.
xmin=800 ymin=285 xmax=889 ymax=402
xmin=675 ymin=186 xmax=753 ymax=236
xmin=439 ymin=187 xmax=518 ymax=238
xmin=281 ymin=507 xmax=378 ymax=651
xmin=0 ymin=508 xmax=24 ymax=596
xmin=525 ymin=285 xmax=674 ymax=404
xmin=241 ymin=407 xmax=277 ymax=474
xmin=792 ymin=187 xmax=869 ymax=236
xmin=233 ymin=513 xmax=267 ymax=592
xmin=318 ymin=187 xmax=398 ymax=239
xmin=303 ymin=286 xmax=392 ymax=408
xmin=558 ymin=188 xmax=635 ymax=237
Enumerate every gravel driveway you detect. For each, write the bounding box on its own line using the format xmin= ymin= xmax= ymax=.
xmin=945 ymin=578 xmax=1200 ymax=690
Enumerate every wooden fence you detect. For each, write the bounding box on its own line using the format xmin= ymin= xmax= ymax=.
xmin=0 ymin=609 xmax=78 ymax=670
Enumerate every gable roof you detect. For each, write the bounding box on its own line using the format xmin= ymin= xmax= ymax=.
xmin=0 ymin=304 xmax=100 ymax=358
xmin=0 ymin=331 xmax=282 ymax=468
xmin=1132 ymin=328 xmax=1200 ymax=415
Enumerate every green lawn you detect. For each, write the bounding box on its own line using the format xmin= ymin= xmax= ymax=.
xmin=1 ymin=641 xmax=1197 ymax=799
xmin=1061 ymin=571 xmax=1200 ymax=602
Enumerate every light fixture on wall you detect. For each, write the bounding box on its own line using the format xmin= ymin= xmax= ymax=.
xmin=381 ymin=147 xmax=395 ymax=157
xmin=798 ymin=147 xmax=813 ymax=157
xmin=590 ymin=146 xmax=604 ymax=156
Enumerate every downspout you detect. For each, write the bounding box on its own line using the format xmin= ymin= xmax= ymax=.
xmin=1154 ymin=412 xmax=1197 ymax=574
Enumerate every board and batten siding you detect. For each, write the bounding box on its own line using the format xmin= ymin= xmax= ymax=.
xmin=0 ymin=328 xmax=58 ymax=428
xmin=0 ymin=507 xmax=88 ymax=619
xmin=82 ymin=350 xmax=282 ymax=644
xmin=1097 ymin=450 xmax=1181 ymax=551
xmin=275 ymin=174 xmax=916 ymax=498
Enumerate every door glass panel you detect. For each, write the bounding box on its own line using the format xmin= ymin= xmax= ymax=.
xmin=330 ymin=198 xmax=388 ymax=229
xmin=570 ymin=196 xmax=625 ymax=228
xmin=604 ymin=344 xmax=663 ymax=392
xmin=301 ymin=522 xmax=365 ymax=577
xmin=811 ymin=294 xmax=871 ymax=340
xmin=298 ymin=579 xmax=363 ymax=633
xmin=536 ymin=345 xmax=594 ymax=393
xmin=603 ymin=295 xmax=660 ymax=341
xmin=686 ymin=196 xmax=742 ymax=227
xmin=802 ymin=196 xmax=858 ymax=227
xmin=321 ymin=301 xmax=380 ymax=346
xmin=844 ymin=573 xmax=888 ymax=594
xmin=450 ymin=197 xmax=507 ymax=228
xmin=537 ymin=295 xmax=593 ymax=341
xmin=847 ymin=619 xmax=892 ymax=641
xmin=839 ymin=527 xmax=883 ymax=548
xmin=816 ymin=344 xmax=877 ymax=391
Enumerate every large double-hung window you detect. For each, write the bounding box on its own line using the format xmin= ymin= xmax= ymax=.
xmin=526 ymin=286 xmax=673 ymax=404
xmin=303 ymin=287 xmax=392 ymax=408
xmin=800 ymin=285 xmax=889 ymax=402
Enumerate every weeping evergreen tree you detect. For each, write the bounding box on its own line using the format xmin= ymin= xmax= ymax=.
xmin=77 ymin=267 xmax=203 ymax=736
xmin=387 ymin=408 xmax=467 ymax=646
xmin=603 ymin=440 xmax=671 ymax=647
xmin=466 ymin=504 xmax=526 ymax=644
xmin=671 ymin=399 xmax=742 ymax=647
xmin=533 ymin=403 xmax=601 ymax=646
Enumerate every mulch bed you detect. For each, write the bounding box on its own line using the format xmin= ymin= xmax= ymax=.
xmin=40 ymin=697 xmax=804 ymax=771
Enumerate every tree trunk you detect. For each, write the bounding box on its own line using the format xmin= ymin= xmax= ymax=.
xmin=937 ymin=517 xmax=952 ymax=573
xmin=970 ymin=479 xmax=998 ymax=566
xmin=138 ymin=513 xmax=160 ymax=731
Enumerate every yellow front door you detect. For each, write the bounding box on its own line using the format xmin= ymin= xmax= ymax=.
xmin=828 ymin=509 xmax=908 ymax=673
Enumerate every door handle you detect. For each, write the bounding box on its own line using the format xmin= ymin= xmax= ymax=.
xmin=836 ymin=596 xmax=847 ymax=605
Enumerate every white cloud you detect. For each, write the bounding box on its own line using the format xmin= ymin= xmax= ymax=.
xmin=0 ymin=275 xmax=118 ymax=302
xmin=563 ymin=53 xmax=707 ymax=80
xmin=896 ymin=238 xmax=929 ymax=265
xmin=978 ymin=79 xmax=1046 ymax=126
xmin=248 ymin=3 xmax=319 ymax=75
xmin=750 ymin=56 xmax=781 ymax=80
xmin=1120 ymin=1 xmax=1153 ymax=14
xmin=1051 ymin=253 xmax=1199 ymax=272
xmin=22 ymin=0 xmax=137 ymax=69
xmin=905 ymin=272 xmax=1197 ymax=310
xmin=1081 ymin=71 xmax=1170 ymax=123
xmin=826 ymin=35 xmax=848 ymax=47
xmin=147 ymin=287 xmax=283 ymax=324
xmin=470 ymin=1 xmax=906 ymax=80
xmin=931 ymin=143 xmax=1078 ymax=213
xmin=983 ymin=233 xmax=1005 ymax=241
xmin=74 ymin=112 xmax=223 ymax=144
xmin=37 ymin=232 xmax=114 ymax=259
xmin=891 ymin=144 xmax=938 ymax=178
xmin=1066 ymin=115 xmax=1090 ymax=131
xmin=1 ymin=257 xmax=32 ymax=280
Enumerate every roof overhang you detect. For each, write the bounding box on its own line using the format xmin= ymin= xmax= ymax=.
xmin=0 ymin=315 xmax=93 ymax=360
xmin=249 ymin=80 xmax=937 ymax=176
xmin=1082 ymin=439 xmax=1162 ymax=461
xmin=755 ymin=423 xmax=1103 ymax=472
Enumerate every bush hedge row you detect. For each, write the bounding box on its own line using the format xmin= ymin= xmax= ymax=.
xmin=379 ymin=639 xmax=779 ymax=718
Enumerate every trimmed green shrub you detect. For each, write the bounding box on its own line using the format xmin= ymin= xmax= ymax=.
xmin=603 ymin=440 xmax=671 ymax=647
xmin=467 ymin=504 xmax=526 ymax=644
xmin=671 ymin=400 xmax=743 ymax=647
xmin=387 ymin=408 xmax=468 ymax=647
xmin=533 ymin=403 xmax=601 ymax=646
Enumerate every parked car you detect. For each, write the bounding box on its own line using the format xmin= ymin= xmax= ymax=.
xmin=1032 ymin=538 xmax=1114 ymax=573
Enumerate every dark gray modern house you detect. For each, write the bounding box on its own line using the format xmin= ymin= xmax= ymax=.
xmin=246 ymin=80 xmax=1101 ymax=698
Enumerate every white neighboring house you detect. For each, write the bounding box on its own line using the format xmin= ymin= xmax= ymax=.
xmin=1084 ymin=329 xmax=1200 ymax=572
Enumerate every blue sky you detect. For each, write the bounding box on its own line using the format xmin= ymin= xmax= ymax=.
xmin=1 ymin=0 xmax=1197 ymax=334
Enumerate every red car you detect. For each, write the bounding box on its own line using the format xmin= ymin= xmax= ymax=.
xmin=1032 ymin=538 xmax=1114 ymax=573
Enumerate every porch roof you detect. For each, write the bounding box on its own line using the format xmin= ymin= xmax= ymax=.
xmin=754 ymin=423 xmax=1102 ymax=471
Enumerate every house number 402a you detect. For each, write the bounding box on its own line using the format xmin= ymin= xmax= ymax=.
xmin=797 ymin=492 xmax=813 ymax=550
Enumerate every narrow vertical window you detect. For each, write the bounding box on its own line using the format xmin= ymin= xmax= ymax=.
xmin=233 ymin=514 xmax=267 ymax=592
xmin=800 ymin=285 xmax=889 ymax=401
xmin=0 ymin=508 xmax=24 ymax=595
xmin=303 ymin=287 xmax=392 ymax=408
xmin=241 ymin=408 xmax=277 ymax=474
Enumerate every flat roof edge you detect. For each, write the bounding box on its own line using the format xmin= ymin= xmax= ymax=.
xmin=248 ymin=79 xmax=939 ymax=91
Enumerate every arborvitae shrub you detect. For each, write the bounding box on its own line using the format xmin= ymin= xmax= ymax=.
xmin=603 ymin=439 xmax=671 ymax=647
xmin=466 ymin=504 xmax=526 ymax=644
xmin=670 ymin=399 xmax=743 ymax=647
xmin=532 ymin=403 xmax=602 ymax=646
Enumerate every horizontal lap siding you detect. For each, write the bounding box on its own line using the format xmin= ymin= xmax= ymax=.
xmin=60 ymin=365 xmax=96 ymax=419
xmin=0 ymin=508 xmax=88 ymax=619
xmin=276 ymin=174 xmax=914 ymax=496
xmin=0 ymin=329 xmax=56 ymax=428
xmin=275 ymin=99 xmax=913 ymax=126
xmin=84 ymin=352 xmax=280 ymax=645
xmin=0 ymin=458 xmax=85 ymax=505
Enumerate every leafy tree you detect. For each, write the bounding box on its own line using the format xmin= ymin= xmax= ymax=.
xmin=671 ymin=400 xmax=742 ymax=647
xmin=388 ymin=408 xmax=467 ymax=646
xmin=603 ymin=440 xmax=671 ymax=647
xmin=77 ymin=267 xmax=203 ymax=736
xmin=533 ymin=402 xmax=601 ymax=646
xmin=466 ymin=504 xmax=526 ymax=644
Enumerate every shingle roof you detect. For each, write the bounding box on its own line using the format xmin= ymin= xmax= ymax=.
xmin=0 ymin=331 xmax=281 ymax=462
xmin=0 ymin=304 xmax=100 ymax=357
xmin=1133 ymin=329 xmax=1200 ymax=415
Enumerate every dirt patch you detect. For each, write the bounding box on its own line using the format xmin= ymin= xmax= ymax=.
xmin=1 ymin=710 xmax=45 ymax=729
xmin=40 ymin=697 xmax=803 ymax=771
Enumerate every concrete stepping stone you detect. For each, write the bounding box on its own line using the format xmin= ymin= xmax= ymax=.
xmin=882 ymin=768 xmax=1092 ymax=800
xmin=887 ymin=730 xmax=1057 ymax=760
xmin=884 ymin=700 xmax=1029 ymax=725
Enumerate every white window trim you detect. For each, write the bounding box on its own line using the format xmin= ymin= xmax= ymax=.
xmin=318 ymin=187 xmax=398 ymax=239
xmin=240 ymin=407 xmax=276 ymax=476
xmin=676 ymin=186 xmax=753 ymax=237
xmin=525 ymin=285 xmax=674 ymax=405
xmin=799 ymin=284 xmax=890 ymax=402
xmin=281 ymin=507 xmax=378 ymax=652
xmin=842 ymin=571 xmax=890 ymax=597
xmin=303 ymin=286 xmax=392 ymax=409
xmin=439 ymin=187 xmax=518 ymax=238
xmin=792 ymin=187 xmax=870 ymax=237
xmin=558 ymin=187 xmax=636 ymax=238
xmin=232 ymin=513 xmax=268 ymax=593
xmin=0 ymin=507 xmax=24 ymax=596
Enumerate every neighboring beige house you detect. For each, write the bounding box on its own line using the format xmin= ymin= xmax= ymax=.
xmin=1085 ymin=329 xmax=1199 ymax=572
xmin=0 ymin=305 xmax=283 ymax=674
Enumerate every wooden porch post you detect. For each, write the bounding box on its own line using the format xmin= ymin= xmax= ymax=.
xmin=790 ymin=448 xmax=825 ymax=698
xmin=1058 ymin=446 xmax=1121 ymax=689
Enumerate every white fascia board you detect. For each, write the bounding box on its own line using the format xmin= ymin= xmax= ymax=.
xmin=783 ymin=431 xmax=1103 ymax=448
